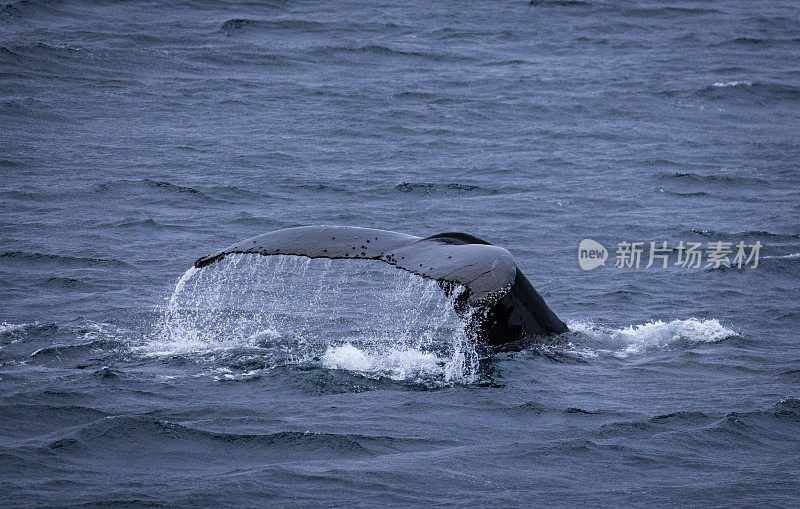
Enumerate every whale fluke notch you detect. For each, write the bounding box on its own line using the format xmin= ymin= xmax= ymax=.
xmin=194 ymin=225 xmax=568 ymax=344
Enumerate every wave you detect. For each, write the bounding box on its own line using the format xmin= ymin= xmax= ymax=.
xmin=0 ymin=42 xmax=100 ymax=78
xmin=530 ymin=2 xmax=720 ymax=16
xmin=292 ymin=182 xmax=353 ymax=195
xmin=207 ymin=185 xmax=269 ymax=201
xmin=0 ymin=322 xmax=42 ymax=348
xmin=306 ymin=44 xmax=473 ymax=63
xmin=696 ymin=81 xmax=800 ymax=102
xmin=0 ymin=46 xmax=21 ymax=63
xmin=567 ymin=318 xmax=737 ymax=358
xmin=0 ymin=403 xmax=110 ymax=437
xmin=502 ymin=401 xmax=625 ymax=417
xmin=764 ymin=252 xmax=800 ymax=260
xmin=29 ymin=338 xmax=120 ymax=361
xmin=0 ymin=322 xmax=60 ymax=351
xmin=393 ymin=91 xmax=439 ymax=100
xmin=659 ymin=189 xmax=711 ymax=197
xmin=683 ymin=228 xmax=800 ymax=241
xmin=229 ymin=214 xmax=279 ymax=227
xmin=96 ymin=181 xmax=271 ymax=205
xmin=714 ymin=37 xmax=800 ymax=48
xmin=99 ymin=217 xmax=193 ymax=231
xmin=655 ymin=171 xmax=770 ymax=187
xmin=485 ymin=399 xmax=800 ymax=455
xmin=0 ymin=321 xmax=123 ymax=367
xmin=0 ymin=96 xmax=65 ymax=121
xmin=39 ymin=415 xmax=453 ymax=459
xmin=41 ymin=276 xmax=85 ymax=289
xmin=92 ymin=179 xmax=220 ymax=203
xmin=0 ymin=322 xmax=33 ymax=335
xmin=0 ymin=0 xmax=69 ymax=21
xmin=704 ymin=398 xmax=800 ymax=443
xmin=595 ymin=398 xmax=800 ymax=442
xmin=0 ymin=158 xmax=23 ymax=168
xmin=394 ymin=182 xmax=496 ymax=196
xmin=140 ymin=178 xmax=201 ymax=194
xmin=528 ymin=0 xmax=591 ymax=7
xmin=0 ymin=251 xmax=131 ymax=269
xmin=220 ymin=18 xmax=326 ymax=33
xmin=661 ymin=81 xmax=800 ymax=104
xmin=649 ymin=410 xmax=709 ymax=424
xmin=615 ymin=5 xmax=721 ymax=17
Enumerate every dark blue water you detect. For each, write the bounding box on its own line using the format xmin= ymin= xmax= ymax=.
xmin=2 ymin=0 xmax=799 ymax=506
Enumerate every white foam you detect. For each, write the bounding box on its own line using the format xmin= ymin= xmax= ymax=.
xmin=322 ymin=343 xmax=442 ymax=381
xmin=0 ymin=322 xmax=31 ymax=334
xmin=711 ymin=80 xmax=753 ymax=88
xmin=567 ymin=318 xmax=737 ymax=358
xmin=0 ymin=322 xmax=34 ymax=350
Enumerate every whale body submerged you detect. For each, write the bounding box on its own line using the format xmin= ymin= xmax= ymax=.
xmin=195 ymin=225 xmax=568 ymax=345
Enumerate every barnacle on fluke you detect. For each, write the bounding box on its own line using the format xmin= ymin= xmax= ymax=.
xmin=195 ymin=225 xmax=568 ymax=345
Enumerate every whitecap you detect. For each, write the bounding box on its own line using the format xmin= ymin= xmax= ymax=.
xmin=711 ymin=80 xmax=753 ymax=88
xmin=567 ymin=318 xmax=737 ymax=358
xmin=0 ymin=322 xmax=31 ymax=334
xmin=763 ymin=252 xmax=800 ymax=260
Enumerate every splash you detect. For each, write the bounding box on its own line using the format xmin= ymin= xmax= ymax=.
xmin=322 ymin=344 xmax=442 ymax=380
xmin=148 ymin=254 xmax=479 ymax=384
xmin=567 ymin=318 xmax=737 ymax=358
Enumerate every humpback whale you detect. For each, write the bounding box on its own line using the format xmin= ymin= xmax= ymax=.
xmin=195 ymin=226 xmax=568 ymax=345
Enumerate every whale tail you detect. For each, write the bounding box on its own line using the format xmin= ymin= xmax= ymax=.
xmin=194 ymin=225 xmax=568 ymax=344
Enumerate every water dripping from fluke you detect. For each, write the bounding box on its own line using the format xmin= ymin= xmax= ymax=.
xmin=146 ymin=254 xmax=481 ymax=385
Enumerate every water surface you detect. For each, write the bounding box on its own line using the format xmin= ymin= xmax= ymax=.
xmin=1 ymin=0 xmax=799 ymax=506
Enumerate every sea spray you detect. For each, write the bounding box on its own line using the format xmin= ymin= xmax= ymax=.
xmin=149 ymin=254 xmax=480 ymax=383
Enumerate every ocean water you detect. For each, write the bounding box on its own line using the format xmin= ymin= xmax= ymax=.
xmin=2 ymin=0 xmax=799 ymax=506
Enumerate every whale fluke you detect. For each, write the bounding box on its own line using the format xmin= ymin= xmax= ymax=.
xmin=194 ymin=225 xmax=568 ymax=344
